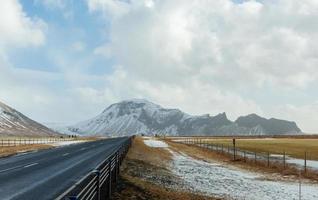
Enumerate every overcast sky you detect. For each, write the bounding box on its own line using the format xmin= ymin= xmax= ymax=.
xmin=0 ymin=0 xmax=318 ymax=133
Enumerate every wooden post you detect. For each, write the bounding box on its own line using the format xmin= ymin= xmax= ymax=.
xmin=267 ymin=152 xmax=270 ymax=167
xmin=304 ymin=151 xmax=307 ymax=174
xmin=244 ymin=151 xmax=246 ymax=162
xmin=254 ymin=152 xmax=257 ymax=163
xmin=233 ymin=138 xmax=236 ymax=161
xmin=283 ymin=151 xmax=286 ymax=169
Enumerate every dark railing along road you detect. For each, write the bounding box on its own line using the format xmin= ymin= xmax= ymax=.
xmin=0 ymin=137 xmax=130 ymax=200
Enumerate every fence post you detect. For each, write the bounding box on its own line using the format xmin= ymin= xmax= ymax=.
xmin=283 ymin=151 xmax=286 ymax=169
xmin=244 ymin=151 xmax=246 ymax=162
xmin=304 ymin=151 xmax=307 ymax=174
xmin=254 ymin=152 xmax=257 ymax=164
xmin=93 ymin=170 xmax=101 ymax=200
xmin=233 ymin=138 xmax=236 ymax=161
xmin=267 ymin=152 xmax=270 ymax=167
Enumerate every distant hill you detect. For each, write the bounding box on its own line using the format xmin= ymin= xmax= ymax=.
xmin=58 ymin=99 xmax=302 ymax=136
xmin=0 ymin=101 xmax=60 ymax=136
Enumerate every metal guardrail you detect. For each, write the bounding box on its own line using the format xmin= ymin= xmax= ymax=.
xmin=56 ymin=137 xmax=133 ymax=200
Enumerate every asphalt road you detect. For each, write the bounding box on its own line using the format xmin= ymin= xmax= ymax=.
xmin=0 ymin=137 xmax=129 ymax=200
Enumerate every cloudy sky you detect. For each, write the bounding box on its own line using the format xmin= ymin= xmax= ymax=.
xmin=0 ymin=0 xmax=318 ymax=132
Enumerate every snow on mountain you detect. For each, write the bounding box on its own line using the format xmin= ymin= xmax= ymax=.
xmin=62 ymin=99 xmax=302 ymax=136
xmin=0 ymin=101 xmax=60 ymax=136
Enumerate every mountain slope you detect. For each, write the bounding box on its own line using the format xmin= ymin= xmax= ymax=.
xmin=62 ymin=99 xmax=302 ymax=136
xmin=236 ymin=114 xmax=302 ymax=135
xmin=0 ymin=101 xmax=60 ymax=136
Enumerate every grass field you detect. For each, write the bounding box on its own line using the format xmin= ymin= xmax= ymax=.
xmin=196 ymin=138 xmax=318 ymax=160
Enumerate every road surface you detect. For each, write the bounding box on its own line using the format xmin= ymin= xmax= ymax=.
xmin=0 ymin=137 xmax=129 ymax=200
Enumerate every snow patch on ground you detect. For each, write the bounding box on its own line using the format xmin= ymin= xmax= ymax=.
xmin=143 ymin=139 xmax=169 ymax=148
xmin=169 ymin=150 xmax=318 ymax=200
xmin=50 ymin=140 xmax=87 ymax=147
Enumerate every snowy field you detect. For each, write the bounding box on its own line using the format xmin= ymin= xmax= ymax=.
xmin=143 ymin=138 xmax=169 ymax=148
xmin=143 ymin=138 xmax=318 ymax=200
xmin=170 ymin=151 xmax=318 ymax=200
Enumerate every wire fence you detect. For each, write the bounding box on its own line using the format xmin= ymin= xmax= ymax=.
xmin=0 ymin=137 xmax=76 ymax=147
xmin=56 ymin=136 xmax=133 ymax=200
xmin=172 ymin=137 xmax=318 ymax=174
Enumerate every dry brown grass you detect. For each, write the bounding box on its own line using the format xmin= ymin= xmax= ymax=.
xmin=166 ymin=140 xmax=318 ymax=183
xmin=128 ymin=137 xmax=172 ymax=166
xmin=113 ymin=137 xmax=220 ymax=200
xmin=187 ymin=138 xmax=318 ymax=160
xmin=0 ymin=144 xmax=52 ymax=158
xmin=113 ymin=174 xmax=218 ymax=200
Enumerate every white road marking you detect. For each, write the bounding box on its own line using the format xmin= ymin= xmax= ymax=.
xmin=0 ymin=162 xmax=38 ymax=173
xmin=0 ymin=164 xmax=25 ymax=173
xmin=80 ymin=147 xmax=87 ymax=150
xmin=62 ymin=153 xmax=69 ymax=156
xmin=23 ymin=163 xmax=38 ymax=168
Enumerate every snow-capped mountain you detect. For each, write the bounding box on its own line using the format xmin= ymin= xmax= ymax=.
xmin=0 ymin=101 xmax=60 ymax=136
xmin=61 ymin=99 xmax=302 ymax=136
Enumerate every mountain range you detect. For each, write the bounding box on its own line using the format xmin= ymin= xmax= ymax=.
xmin=60 ymin=99 xmax=302 ymax=136
xmin=0 ymin=101 xmax=59 ymax=136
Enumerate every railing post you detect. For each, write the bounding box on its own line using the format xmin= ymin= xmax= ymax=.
xmin=93 ymin=170 xmax=100 ymax=200
xmin=115 ymin=152 xmax=119 ymax=182
xmin=108 ymin=158 xmax=112 ymax=200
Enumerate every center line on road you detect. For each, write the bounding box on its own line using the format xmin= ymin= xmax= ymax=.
xmin=80 ymin=147 xmax=86 ymax=150
xmin=23 ymin=163 xmax=38 ymax=168
xmin=0 ymin=164 xmax=25 ymax=173
xmin=62 ymin=153 xmax=69 ymax=156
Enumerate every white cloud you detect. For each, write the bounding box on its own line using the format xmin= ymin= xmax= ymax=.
xmin=0 ymin=0 xmax=52 ymax=121
xmin=1 ymin=0 xmax=318 ymax=133
xmin=84 ymin=0 xmax=318 ymax=131
xmin=0 ymin=0 xmax=46 ymax=48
